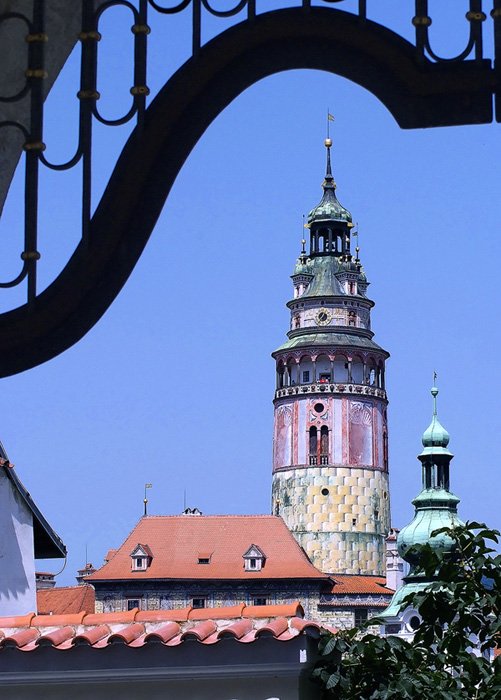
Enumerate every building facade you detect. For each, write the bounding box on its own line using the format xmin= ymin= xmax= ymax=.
xmin=0 ymin=442 xmax=66 ymax=616
xmin=85 ymin=141 xmax=397 ymax=627
xmin=271 ymin=140 xmax=390 ymax=576
xmin=87 ymin=514 xmax=394 ymax=626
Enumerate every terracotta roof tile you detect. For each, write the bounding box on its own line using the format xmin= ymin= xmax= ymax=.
xmin=0 ymin=602 xmax=332 ymax=652
xmin=217 ymin=618 xmax=253 ymax=639
xmin=181 ymin=620 xmax=217 ymax=641
xmin=73 ymin=625 xmax=110 ymax=646
xmin=256 ymin=617 xmax=289 ymax=638
xmin=32 ymin=612 xmax=86 ymax=627
xmin=108 ymin=622 xmax=144 ymax=644
xmin=144 ymin=622 xmax=181 ymax=643
xmin=87 ymin=516 xmax=326 ymax=582
xmin=0 ymin=613 xmax=35 ymax=628
xmin=36 ymin=626 xmax=74 ymax=647
xmin=243 ymin=602 xmax=304 ymax=619
xmin=83 ymin=609 xmax=137 ymax=627
xmin=329 ymin=575 xmax=395 ymax=595
xmin=36 ymin=585 xmax=95 ymax=615
xmin=188 ymin=604 xmax=245 ymax=621
xmin=2 ymin=628 xmax=39 ymax=648
xmin=136 ymin=607 xmax=191 ymax=623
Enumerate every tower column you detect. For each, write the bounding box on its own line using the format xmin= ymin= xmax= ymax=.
xmin=271 ymin=138 xmax=390 ymax=577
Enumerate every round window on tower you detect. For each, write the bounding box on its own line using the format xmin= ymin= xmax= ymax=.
xmin=409 ymin=616 xmax=421 ymax=631
xmin=321 ymin=488 xmax=329 ymax=496
xmin=314 ymin=403 xmax=325 ymax=414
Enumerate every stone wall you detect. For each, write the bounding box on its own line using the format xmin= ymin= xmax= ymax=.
xmin=93 ymin=581 xmax=390 ymax=629
xmin=272 ymin=466 xmax=390 ymax=575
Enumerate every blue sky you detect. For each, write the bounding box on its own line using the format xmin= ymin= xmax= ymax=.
xmin=1 ymin=2 xmax=500 ymax=585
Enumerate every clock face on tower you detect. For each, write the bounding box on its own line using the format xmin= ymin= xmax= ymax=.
xmin=315 ymin=308 xmax=332 ymax=326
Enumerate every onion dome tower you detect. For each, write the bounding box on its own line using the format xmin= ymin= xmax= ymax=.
xmin=271 ymin=140 xmax=390 ymax=576
xmin=380 ymin=386 xmax=463 ymax=635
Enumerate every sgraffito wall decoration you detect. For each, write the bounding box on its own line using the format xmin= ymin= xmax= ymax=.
xmin=349 ymin=401 xmax=373 ymax=466
xmin=274 ymin=404 xmax=293 ymax=469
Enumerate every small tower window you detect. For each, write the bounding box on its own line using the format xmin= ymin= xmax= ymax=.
xmin=320 ymin=426 xmax=329 ymax=465
xmin=309 ymin=426 xmax=318 ymax=465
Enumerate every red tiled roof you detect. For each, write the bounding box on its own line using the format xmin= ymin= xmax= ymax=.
xmin=329 ymin=575 xmax=395 ymax=595
xmin=87 ymin=515 xmax=327 ymax=581
xmin=36 ymin=585 xmax=95 ymax=615
xmin=104 ymin=549 xmax=117 ymax=562
xmin=0 ymin=602 xmax=335 ymax=651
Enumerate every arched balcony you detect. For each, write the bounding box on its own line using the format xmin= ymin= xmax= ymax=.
xmin=275 ymin=351 xmax=386 ymax=398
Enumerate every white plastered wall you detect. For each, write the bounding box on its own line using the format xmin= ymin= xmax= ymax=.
xmin=0 ymin=470 xmax=36 ymax=615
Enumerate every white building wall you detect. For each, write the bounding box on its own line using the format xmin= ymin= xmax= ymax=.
xmin=0 ymin=471 xmax=37 ymax=616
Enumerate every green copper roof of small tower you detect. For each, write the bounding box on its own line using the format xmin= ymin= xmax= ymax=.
xmin=380 ymin=385 xmax=463 ymax=623
xmin=419 ymin=386 xmax=452 ymax=458
xmin=397 ymin=385 xmax=462 ymax=566
xmin=307 ymin=143 xmax=352 ymax=225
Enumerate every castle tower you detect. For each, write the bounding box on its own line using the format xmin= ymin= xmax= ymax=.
xmin=271 ymin=139 xmax=390 ymax=575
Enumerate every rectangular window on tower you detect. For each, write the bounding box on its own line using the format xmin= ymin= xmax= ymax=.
xmin=302 ymin=371 xmax=310 ymax=383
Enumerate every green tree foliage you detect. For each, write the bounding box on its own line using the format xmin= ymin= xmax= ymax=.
xmin=312 ymin=523 xmax=501 ymax=699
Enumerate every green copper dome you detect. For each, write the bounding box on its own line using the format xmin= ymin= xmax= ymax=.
xmin=397 ymin=491 xmax=462 ymax=565
xmin=421 ymin=387 xmax=450 ymax=449
xmin=307 ymin=187 xmax=352 ymax=225
xmin=292 ymin=254 xmax=313 ymax=276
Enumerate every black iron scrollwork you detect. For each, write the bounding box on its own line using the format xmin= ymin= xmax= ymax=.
xmin=0 ymin=0 xmax=498 ymax=339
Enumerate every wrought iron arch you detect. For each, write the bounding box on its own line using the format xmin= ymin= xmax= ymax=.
xmin=0 ymin=5 xmax=496 ymax=377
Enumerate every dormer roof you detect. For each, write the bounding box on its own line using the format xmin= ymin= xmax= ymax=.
xmin=242 ymin=544 xmax=266 ymax=560
xmin=130 ymin=543 xmax=153 ymax=559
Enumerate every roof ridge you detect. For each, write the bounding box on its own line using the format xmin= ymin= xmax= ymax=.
xmin=140 ymin=514 xmax=280 ymax=519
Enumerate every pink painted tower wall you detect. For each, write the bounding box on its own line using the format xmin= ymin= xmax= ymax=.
xmin=271 ymin=141 xmax=390 ymax=576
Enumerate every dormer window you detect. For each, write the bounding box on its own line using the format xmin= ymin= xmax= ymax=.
xmin=130 ymin=543 xmax=153 ymax=571
xmin=242 ymin=544 xmax=266 ymax=572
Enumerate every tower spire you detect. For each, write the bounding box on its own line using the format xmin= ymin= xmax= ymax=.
xmin=380 ymin=384 xmax=463 ymax=635
xmin=324 ymin=138 xmax=334 ymax=184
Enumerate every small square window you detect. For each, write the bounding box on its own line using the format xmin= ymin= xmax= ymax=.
xmin=253 ymin=597 xmax=267 ymax=606
xmin=127 ymin=599 xmax=141 ymax=611
xmin=192 ymin=598 xmax=206 ymax=609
